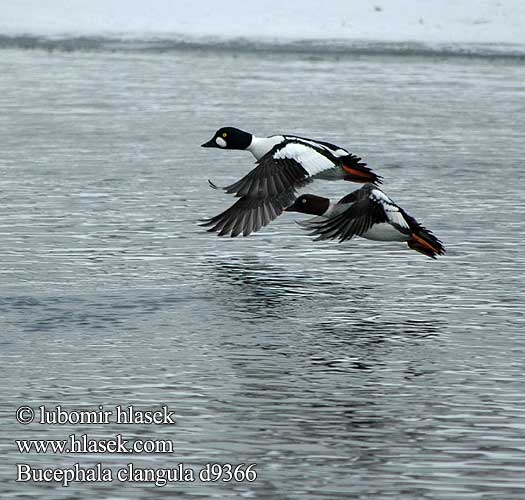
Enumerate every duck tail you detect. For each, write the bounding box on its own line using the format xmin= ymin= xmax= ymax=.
xmin=407 ymin=229 xmax=446 ymax=259
xmin=341 ymin=155 xmax=383 ymax=185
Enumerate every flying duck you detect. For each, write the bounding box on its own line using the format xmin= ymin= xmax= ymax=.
xmin=286 ymin=184 xmax=446 ymax=259
xmin=200 ymin=127 xmax=381 ymax=237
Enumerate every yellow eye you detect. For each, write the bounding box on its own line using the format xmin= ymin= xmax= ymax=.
xmin=222 ymin=132 xmax=228 ymax=138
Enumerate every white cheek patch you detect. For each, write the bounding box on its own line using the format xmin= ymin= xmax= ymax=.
xmin=216 ymin=137 xmax=227 ymax=148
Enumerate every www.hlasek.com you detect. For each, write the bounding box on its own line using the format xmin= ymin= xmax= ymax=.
xmin=15 ymin=405 xmax=257 ymax=487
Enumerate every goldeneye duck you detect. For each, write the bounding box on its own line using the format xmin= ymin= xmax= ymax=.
xmin=286 ymin=184 xmax=446 ymax=259
xmin=200 ymin=127 xmax=382 ymax=237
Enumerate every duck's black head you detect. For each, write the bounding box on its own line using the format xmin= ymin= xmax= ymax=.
xmin=286 ymin=194 xmax=330 ymax=216
xmin=201 ymin=127 xmax=252 ymax=150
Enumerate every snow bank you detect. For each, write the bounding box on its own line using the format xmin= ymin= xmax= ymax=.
xmin=1 ymin=0 xmax=524 ymax=46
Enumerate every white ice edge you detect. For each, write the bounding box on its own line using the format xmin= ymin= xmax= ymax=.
xmin=1 ymin=0 xmax=524 ymax=46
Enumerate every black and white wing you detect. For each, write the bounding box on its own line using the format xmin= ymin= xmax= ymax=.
xmin=200 ymin=190 xmax=296 ymax=237
xmin=300 ymin=185 xmax=409 ymax=241
xmin=202 ymin=140 xmax=340 ymax=237
xmin=284 ymin=135 xmax=382 ymax=184
xmin=216 ymin=140 xmax=340 ymax=197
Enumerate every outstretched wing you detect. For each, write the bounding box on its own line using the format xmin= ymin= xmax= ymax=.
xmin=366 ymin=188 xmax=411 ymax=234
xmin=203 ymin=140 xmax=340 ymax=237
xmin=215 ymin=140 xmax=339 ymax=198
xmin=200 ymin=190 xmax=297 ymax=237
xmin=301 ymin=185 xmax=406 ymax=241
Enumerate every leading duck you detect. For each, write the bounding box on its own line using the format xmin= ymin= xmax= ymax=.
xmin=201 ymin=127 xmax=381 ymax=237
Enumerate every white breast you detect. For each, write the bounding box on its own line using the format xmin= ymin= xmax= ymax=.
xmin=361 ymin=223 xmax=408 ymax=242
xmin=247 ymin=136 xmax=285 ymax=160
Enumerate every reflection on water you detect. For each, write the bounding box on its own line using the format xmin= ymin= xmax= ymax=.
xmin=209 ymin=255 xmax=330 ymax=317
xmin=1 ymin=47 xmax=525 ymax=499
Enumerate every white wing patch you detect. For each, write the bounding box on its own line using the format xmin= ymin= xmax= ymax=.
xmin=273 ymin=143 xmax=335 ymax=177
xmin=370 ymin=189 xmax=409 ymax=229
xmin=370 ymin=188 xmax=392 ymax=204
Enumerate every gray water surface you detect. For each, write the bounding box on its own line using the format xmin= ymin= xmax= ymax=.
xmin=0 ymin=47 xmax=524 ymax=499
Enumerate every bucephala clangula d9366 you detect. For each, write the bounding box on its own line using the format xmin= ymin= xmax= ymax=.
xmin=286 ymin=184 xmax=446 ymax=259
